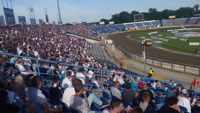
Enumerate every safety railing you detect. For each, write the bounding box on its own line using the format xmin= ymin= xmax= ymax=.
xmin=0 ymin=52 xmax=199 ymax=96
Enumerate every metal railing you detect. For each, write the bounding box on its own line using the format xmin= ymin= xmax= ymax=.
xmin=1 ymin=51 xmax=200 ymax=95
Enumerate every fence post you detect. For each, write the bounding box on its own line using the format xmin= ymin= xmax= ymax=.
xmin=101 ymin=69 xmax=104 ymax=89
xmin=36 ymin=59 xmax=40 ymax=76
xmin=199 ymin=68 xmax=200 ymax=76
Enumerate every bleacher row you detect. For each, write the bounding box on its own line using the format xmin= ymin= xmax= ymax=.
xmin=91 ymin=20 xmax=160 ymax=37
xmin=161 ymin=17 xmax=200 ymax=27
xmin=64 ymin=17 xmax=200 ymax=38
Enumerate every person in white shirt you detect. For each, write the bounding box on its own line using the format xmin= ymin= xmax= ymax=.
xmin=111 ymin=81 xmax=122 ymax=99
xmin=76 ymin=68 xmax=86 ymax=84
xmin=62 ymin=71 xmax=73 ymax=89
xmin=178 ymin=90 xmax=191 ymax=113
xmin=62 ymin=87 xmax=75 ymax=108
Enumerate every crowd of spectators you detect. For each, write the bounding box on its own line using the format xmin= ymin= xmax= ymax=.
xmin=0 ymin=24 xmax=199 ymax=113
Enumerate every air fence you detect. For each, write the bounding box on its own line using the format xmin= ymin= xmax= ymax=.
xmin=0 ymin=52 xmax=199 ymax=96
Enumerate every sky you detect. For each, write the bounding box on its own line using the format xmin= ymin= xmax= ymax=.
xmin=0 ymin=0 xmax=199 ymax=24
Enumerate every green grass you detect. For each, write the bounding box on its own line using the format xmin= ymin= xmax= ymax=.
xmin=130 ymin=30 xmax=200 ymax=54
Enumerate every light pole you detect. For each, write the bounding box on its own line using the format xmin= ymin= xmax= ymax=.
xmin=143 ymin=44 xmax=146 ymax=73
xmin=57 ymin=0 xmax=62 ymax=24
xmin=142 ymin=39 xmax=152 ymax=73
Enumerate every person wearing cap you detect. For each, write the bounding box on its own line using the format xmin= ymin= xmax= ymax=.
xmin=177 ymin=89 xmax=191 ymax=113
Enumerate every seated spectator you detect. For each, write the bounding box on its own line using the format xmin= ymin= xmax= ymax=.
xmin=139 ymin=92 xmax=157 ymax=113
xmin=177 ymin=89 xmax=191 ymax=113
xmin=62 ymin=77 xmax=76 ymax=108
xmin=138 ymin=84 xmax=155 ymax=105
xmin=70 ymin=78 xmax=88 ymax=113
xmin=103 ymin=83 xmax=112 ymax=104
xmin=158 ymin=96 xmax=180 ymax=113
xmin=191 ymin=99 xmax=200 ymax=113
xmin=28 ymin=75 xmax=62 ymax=113
xmin=76 ymin=68 xmax=86 ymax=84
xmin=15 ymin=59 xmax=33 ymax=75
xmin=103 ymin=98 xmax=124 ymax=113
xmin=0 ymin=78 xmax=21 ymax=113
xmin=128 ymin=107 xmax=144 ymax=113
xmin=49 ymin=76 xmax=63 ymax=104
xmin=8 ymin=75 xmax=31 ymax=113
xmin=88 ymin=88 xmax=103 ymax=111
xmin=62 ymin=71 xmax=73 ymax=89
xmin=121 ymin=83 xmax=136 ymax=107
xmin=111 ymin=81 xmax=122 ymax=99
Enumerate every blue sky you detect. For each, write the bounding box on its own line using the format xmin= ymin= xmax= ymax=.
xmin=0 ymin=0 xmax=199 ymax=24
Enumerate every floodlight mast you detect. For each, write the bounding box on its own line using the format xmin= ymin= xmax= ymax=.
xmin=57 ymin=0 xmax=62 ymax=24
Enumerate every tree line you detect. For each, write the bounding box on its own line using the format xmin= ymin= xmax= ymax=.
xmin=100 ymin=4 xmax=200 ymax=24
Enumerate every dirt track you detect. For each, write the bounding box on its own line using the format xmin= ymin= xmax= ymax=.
xmin=109 ymin=31 xmax=200 ymax=67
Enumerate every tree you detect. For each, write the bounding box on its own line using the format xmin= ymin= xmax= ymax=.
xmin=102 ymin=6 xmax=196 ymax=23
xmin=194 ymin=4 xmax=200 ymax=13
xmin=100 ymin=18 xmax=109 ymax=24
xmin=149 ymin=8 xmax=157 ymax=13
xmin=176 ymin=7 xmax=194 ymax=18
xmin=111 ymin=11 xmax=132 ymax=23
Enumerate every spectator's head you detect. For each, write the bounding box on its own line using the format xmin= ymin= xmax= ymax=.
xmin=142 ymin=84 xmax=148 ymax=90
xmin=66 ymin=71 xmax=72 ymax=78
xmin=125 ymin=83 xmax=132 ymax=90
xmin=109 ymin=98 xmax=124 ymax=113
xmin=166 ymin=96 xmax=178 ymax=108
xmin=11 ymin=75 xmax=24 ymax=93
xmin=104 ymin=83 xmax=109 ymax=90
xmin=128 ymin=107 xmax=143 ymax=113
xmin=52 ymin=76 xmax=60 ymax=84
xmin=31 ymin=75 xmax=43 ymax=88
xmin=72 ymin=78 xmax=83 ymax=94
xmin=113 ymin=81 xmax=120 ymax=88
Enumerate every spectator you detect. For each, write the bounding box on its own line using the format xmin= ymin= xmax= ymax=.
xmin=88 ymin=88 xmax=103 ymax=111
xmin=128 ymin=107 xmax=144 ymax=113
xmin=62 ymin=71 xmax=73 ymax=89
xmin=28 ymin=75 xmax=62 ymax=113
xmin=148 ymin=68 xmax=154 ymax=78
xmin=121 ymin=83 xmax=136 ymax=107
xmin=111 ymin=81 xmax=122 ymax=99
xmin=138 ymin=84 xmax=155 ymax=105
xmin=191 ymin=78 xmax=199 ymax=90
xmin=177 ymin=89 xmax=191 ymax=113
xmin=191 ymin=99 xmax=200 ymax=113
xmin=70 ymin=78 xmax=88 ymax=113
xmin=103 ymin=83 xmax=112 ymax=104
xmin=103 ymin=98 xmax=124 ymax=113
xmin=62 ymin=77 xmax=76 ymax=108
xmin=139 ymin=92 xmax=157 ymax=113
xmin=49 ymin=76 xmax=63 ymax=104
xmin=158 ymin=96 xmax=180 ymax=113
xmin=0 ymin=78 xmax=21 ymax=113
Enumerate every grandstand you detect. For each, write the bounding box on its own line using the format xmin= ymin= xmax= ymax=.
xmin=1 ymin=1 xmax=200 ymax=113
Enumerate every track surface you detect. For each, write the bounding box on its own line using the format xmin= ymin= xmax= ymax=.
xmin=109 ymin=31 xmax=200 ymax=67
